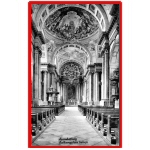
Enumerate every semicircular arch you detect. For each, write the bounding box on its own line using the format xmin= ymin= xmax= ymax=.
xmin=51 ymin=43 xmax=92 ymax=65
xmin=34 ymin=4 xmax=109 ymax=32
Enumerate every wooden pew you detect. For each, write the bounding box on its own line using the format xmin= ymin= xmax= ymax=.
xmin=31 ymin=113 xmax=39 ymax=136
xmin=32 ymin=108 xmax=55 ymax=136
xmin=96 ymin=111 xmax=119 ymax=131
xmin=86 ymin=107 xmax=116 ymax=123
xmin=98 ymin=112 xmax=119 ymax=145
xmin=34 ymin=105 xmax=65 ymax=116
xmin=31 ymin=108 xmax=56 ymax=142
xmin=86 ymin=108 xmax=119 ymax=145
xmin=105 ymin=115 xmax=119 ymax=144
xmin=78 ymin=105 xmax=113 ymax=116
xmin=32 ymin=108 xmax=53 ymax=125
xmin=32 ymin=109 xmax=45 ymax=131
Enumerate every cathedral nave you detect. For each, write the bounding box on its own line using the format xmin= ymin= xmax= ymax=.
xmin=31 ymin=3 xmax=120 ymax=147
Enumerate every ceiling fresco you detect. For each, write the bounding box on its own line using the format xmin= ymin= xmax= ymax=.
xmin=45 ymin=7 xmax=99 ymax=41
xmin=57 ymin=48 xmax=87 ymax=65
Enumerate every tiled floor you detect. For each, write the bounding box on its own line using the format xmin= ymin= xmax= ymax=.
xmin=33 ymin=107 xmax=109 ymax=146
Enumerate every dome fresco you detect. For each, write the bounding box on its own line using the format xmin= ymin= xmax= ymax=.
xmin=45 ymin=7 xmax=99 ymax=41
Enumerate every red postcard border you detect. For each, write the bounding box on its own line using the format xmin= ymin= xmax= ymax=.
xmin=28 ymin=1 xmax=122 ymax=148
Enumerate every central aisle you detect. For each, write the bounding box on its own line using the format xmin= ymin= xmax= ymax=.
xmin=33 ymin=107 xmax=109 ymax=146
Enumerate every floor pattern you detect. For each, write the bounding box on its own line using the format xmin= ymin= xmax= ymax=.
xmin=33 ymin=107 xmax=109 ymax=146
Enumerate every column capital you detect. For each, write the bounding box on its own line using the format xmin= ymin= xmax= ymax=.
xmin=41 ymin=70 xmax=48 ymax=74
xmin=87 ymin=64 xmax=95 ymax=74
xmin=33 ymin=45 xmax=42 ymax=57
xmin=48 ymin=63 xmax=56 ymax=73
xmin=94 ymin=63 xmax=102 ymax=72
xmin=103 ymin=42 xmax=110 ymax=54
xmin=99 ymin=38 xmax=109 ymax=57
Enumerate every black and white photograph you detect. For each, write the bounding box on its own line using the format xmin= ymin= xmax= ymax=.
xmin=30 ymin=3 xmax=121 ymax=147
xmin=2 ymin=0 xmax=150 ymax=149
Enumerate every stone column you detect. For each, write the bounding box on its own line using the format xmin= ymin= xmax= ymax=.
xmin=52 ymin=73 xmax=57 ymax=90
xmin=32 ymin=30 xmax=45 ymax=106
xmin=104 ymin=48 xmax=109 ymax=100
xmin=81 ymin=82 xmax=83 ymax=98
xmin=33 ymin=46 xmax=42 ymax=105
xmin=47 ymin=72 xmax=50 ymax=89
xmin=76 ymin=84 xmax=78 ymax=104
xmin=66 ymin=84 xmax=68 ymax=104
xmin=99 ymin=72 xmax=102 ymax=101
xmin=102 ymin=55 xmax=105 ymax=99
xmin=39 ymin=71 xmax=41 ymax=100
xmin=31 ymin=45 xmax=33 ymax=100
xmin=84 ymin=81 xmax=87 ymax=103
xmin=95 ymin=71 xmax=100 ymax=105
xmin=85 ymin=81 xmax=87 ymax=102
xmin=100 ymin=42 xmax=110 ymax=106
xmin=91 ymin=73 xmax=94 ymax=104
xmin=43 ymin=71 xmax=48 ymax=104
xmin=33 ymin=47 xmax=39 ymax=99
xmin=76 ymin=84 xmax=78 ymax=102
xmin=78 ymin=83 xmax=81 ymax=103
xmin=62 ymin=83 xmax=64 ymax=103
xmin=41 ymin=71 xmax=44 ymax=101
xmin=50 ymin=73 xmax=52 ymax=87
xmin=57 ymin=81 xmax=60 ymax=102
xmin=65 ymin=84 xmax=67 ymax=105
xmin=88 ymin=72 xmax=94 ymax=105
xmin=93 ymin=73 xmax=96 ymax=104
xmin=62 ymin=83 xmax=66 ymax=104
xmin=88 ymin=73 xmax=91 ymax=104
xmin=61 ymin=82 xmax=63 ymax=101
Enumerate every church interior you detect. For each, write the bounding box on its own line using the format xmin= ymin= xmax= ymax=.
xmin=31 ymin=4 xmax=120 ymax=146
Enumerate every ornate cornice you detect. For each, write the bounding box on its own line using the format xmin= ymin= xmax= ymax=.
xmin=94 ymin=63 xmax=102 ymax=72
xmin=41 ymin=63 xmax=48 ymax=65
xmin=99 ymin=40 xmax=110 ymax=57
xmin=47 ymin=63 xmax=56 ymax=73
xmin=32 ymin=20 xmax=45 ymax=44
xmin=87 ymin=64 xmax=95 ymax=73
xmin=41 ymin=70 xmax=48 ymax=73
xmin=33 ymin=45 xmax=42 ymax=56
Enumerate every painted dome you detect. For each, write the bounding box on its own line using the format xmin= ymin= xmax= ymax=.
xmin=44 ymin=7 xmax=99 ymax=41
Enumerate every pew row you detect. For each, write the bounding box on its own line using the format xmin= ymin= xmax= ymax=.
xmin=87 ymin=108 xmax=119 ymax=145
xmin=78 ymin=105 xmax=120 ymax=145
xmin=31 ymin=108 xmax=55 ymax=142
xmin=78 ymin=105 xmax=113 ymax=116
xmin=33 ymin=105 xmax=65 ymax=116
